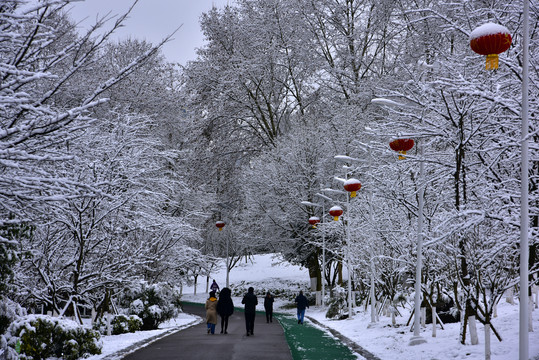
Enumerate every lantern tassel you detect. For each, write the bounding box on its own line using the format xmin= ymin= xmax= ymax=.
xmin=486 ymin=54 xmax=499 ymax=70
xmin=350 ymin=191 xmax=357 ymax=198
xmin=398 ymin=150 xmax=407 ymax=160
xmin=333 ymin=216 xmax=339 ymax=221
xmin=218 ymin=228 xmax=223 ymax=231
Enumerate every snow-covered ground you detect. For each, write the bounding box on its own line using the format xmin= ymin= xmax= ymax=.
xmin=92 ymin=253 xmax=539 ymax=359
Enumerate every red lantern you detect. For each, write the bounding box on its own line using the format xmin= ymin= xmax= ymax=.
xmin=343 ymin=178 xmax=361 ymax=198
xmin=308 ymin=216 xmax=320 ymax=228
xmin=470 ymin=23 xmax=512 ymax=70
xmin=216 ymin=221 xmax=225 ymax=231
xmin=329 ymin=206 xmax=343 ymax=221
xmin=389 ymin=139 xmax=415 ymax=160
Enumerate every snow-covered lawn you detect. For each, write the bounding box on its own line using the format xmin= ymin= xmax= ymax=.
xmin=91 ymin=253 xmax=538 ymax=359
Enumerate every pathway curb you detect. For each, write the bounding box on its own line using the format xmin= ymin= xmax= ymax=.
xmin=306 ymin=316 xmax=382 ymax=360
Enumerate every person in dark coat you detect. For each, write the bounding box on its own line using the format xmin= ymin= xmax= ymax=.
xmin=264 ymin=291 xmax=274 ymax=323
xmin=241 ymin=286 xmax=258 ymax=336
xmin=295 ymin=290 xmax=309 ymax=325
xmin=216 ymin=287 xmax=234 ymax=334
xmin=210 ymin=279 xmax=220 ymax=293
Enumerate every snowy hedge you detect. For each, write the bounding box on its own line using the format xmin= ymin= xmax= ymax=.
xmin=121 ymin=281 xmax=181 ymax=330
xmin=93 ymin=314 xmax=142 ymax=335
xmin=3 ymin=315 xmax=101 ymax=360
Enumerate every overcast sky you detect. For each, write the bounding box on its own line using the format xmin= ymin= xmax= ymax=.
xmin=67 ymin=0 xmax=232 ymax=65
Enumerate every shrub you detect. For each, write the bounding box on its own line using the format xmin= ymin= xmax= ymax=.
xmin=93 ymin=314 xmax=142 ymax=335
xmin=325 ymin=286 xmax=348 ymax=320
xmin=0 ymin=298 xmax=25 ymax=335
xmin=4 ymin=315 xmax=101 ymax=360
xmin=120 ymin=281 xmax=181 ymax=330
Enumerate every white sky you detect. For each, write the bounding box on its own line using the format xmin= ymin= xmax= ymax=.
xmin=67 ymin=0 xmax=232 ymax=65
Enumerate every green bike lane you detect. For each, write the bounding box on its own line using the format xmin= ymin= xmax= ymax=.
xmin=274 ymin=313 xmax=359 ymax=360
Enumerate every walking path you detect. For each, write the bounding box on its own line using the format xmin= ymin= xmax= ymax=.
xmin=118 ymin=302 xmax=380 ymax=360
xmin=122 ymin=303 xmax=292 ymax=360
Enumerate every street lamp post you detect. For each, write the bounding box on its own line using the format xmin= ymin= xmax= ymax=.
xmin=409 ymin=138 xmax=427 ymax=345
xmin=215 ymin=221 xmax=229 ymax=288
xmin=520 ymin=1 xmax=530 ymax=359
xmin=315 ymin=192 xmax=334 ymax=307
xmin=337 ymin=152 xmax=378 ymax=325
xmin=301 ymin=200 xmax=327 ymax=306
xmin=371 ymin=98 xmax=427 ymax=344
xmin=324 ymin=187 xmax=354 ymax=318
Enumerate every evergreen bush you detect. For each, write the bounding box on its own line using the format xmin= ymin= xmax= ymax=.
xmin=93 ymin=314 xmax=142 ymax=335
xmin=5 ymin=315 xmax=101 ymax=360
xmin=120 ymin=281 xmax=181 ymax=330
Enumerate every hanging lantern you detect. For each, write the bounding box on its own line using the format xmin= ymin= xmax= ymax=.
xmin=389 ymin=139 xmax=415 ymax=160
xmin=343 ymin=178 xmax=361 ymax=198
xmin=470 ymin=23 xmax=512 ymax=70
xmin=308 ymin=216 xmax=320 ymax=228
xmin=329 ymin=206 xmax=343 ymax=221
xmin=215 ymin=221 xmax=225 ymax=231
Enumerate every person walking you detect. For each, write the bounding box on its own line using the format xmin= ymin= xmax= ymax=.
xmin=205 ymin=291 xmax=218 ymax=334
xmin=264 ymin=291 xmax=274 ymax=323
xmin=295 ymin=290 xmax=309 ymax=325
xmin=216 ymin=287 xmax=234 ymax=334
xmin=241 ymin=286 xmax=258 ymax=336
xmin=210 ymin=279 xmax=220 ymax=293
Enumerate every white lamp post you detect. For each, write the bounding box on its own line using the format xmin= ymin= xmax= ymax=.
xmin=301 ymin=200 xmax=326 ymax=306
xmin=520 ymin=1 xmax=530 ymax=358
xmin=336 ymin=153 xmax=378 ymax=325
xmin=324 ymin=187 xmax=354 ymax=318
xmin=315 ymin=192 xmax=335 ymax=307
xmin=215 ymin=221 xmax=229 ymax=288
xmin=371 ymin=98 xmax=426 ymax=344
xmin=409 ymin=137 xmax=427 ymax=345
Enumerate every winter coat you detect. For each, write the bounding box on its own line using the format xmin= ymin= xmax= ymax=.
xmin=295 ymin=294 xmax=309 ymax=311
xmin=242 ymin=292 xmax=258 ymax=314
xmin=216 ymin=289 xmax=234 ymax=317
xmin=264 ymin=295 xmax=274 ymax=310
xmin=205 ymin=297 xmax=218 ymax=324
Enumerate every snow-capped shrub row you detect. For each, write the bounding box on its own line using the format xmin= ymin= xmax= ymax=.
xmin=3 ymin=315 xmax=101 ymax=360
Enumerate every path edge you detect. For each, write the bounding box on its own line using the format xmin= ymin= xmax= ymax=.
xmin=306 ymin=315 xmax=382 ymax=360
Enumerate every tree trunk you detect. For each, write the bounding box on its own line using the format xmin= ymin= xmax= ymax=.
xmin=337 ymin=260 xmax=343 ymax=285
xmin=485 ymin=324 xmax=491 ymax=360
xmin=469 ymin=315 xmax=479 ymax=345
xmin=506 ymin=288 xmax=514 ymax=304
xmin=432 ymin=306 xmax=437 ymax=337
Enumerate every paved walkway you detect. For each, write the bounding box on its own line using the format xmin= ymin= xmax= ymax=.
xmin=122 ymin=303 xmax=292 ymax=360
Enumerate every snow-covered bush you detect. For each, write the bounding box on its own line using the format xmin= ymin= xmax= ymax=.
xmin=0 ymin=298 xmax=25 ymax=335
xmin=4 ymin=315 xmax=101 ymax=360
xmin=121 ymin=281 xmax=181 ymax=330
xmin=93 ymin=314 xmax=142 ymax=335
xmin=325 ymin=286 xmax=348 ymax=320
